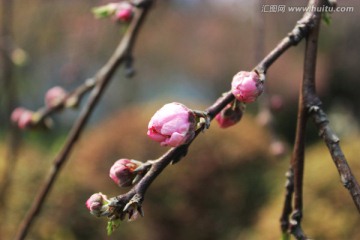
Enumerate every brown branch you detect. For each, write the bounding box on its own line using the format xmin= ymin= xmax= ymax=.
xmin=304 ymin=11 xmax=360 ymax=212
xmin=109 ymin=0 xmax=328 ymax=220
xmin=280 ymin=168 xmax=294 ymax=234
xmin=289 ymin=36 xmax=312 ymax=239
xmin=13 ymin=2 xmax=153 ymax=240
xmin=279 ymin=2 xmax=323 ymax=239
xmin=307 ymin=20 xmax=360 ymax=211
xmin=280 ymin=0 xmax=360 ymax=238
xmin=310 ymin=108 xmax=360 ymax=210
xmin=255 ymin=0 xmax=318 ymax=74
xmin=33 ymin=78 xmax=96 ymax=124
xmin=88 ymin=0 xmax=358 ymax=237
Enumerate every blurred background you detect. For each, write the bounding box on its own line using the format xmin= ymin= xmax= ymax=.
xmin=1 ymin=0 xmax=360 ymax=239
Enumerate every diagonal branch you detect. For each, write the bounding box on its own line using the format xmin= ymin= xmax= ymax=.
xmin=309 ymin=107 xmax=360 ymax=211
xmin=301 ymin=0 xmax=360 ymax=214
xmin=14 ymin=2 xmax=153 ymax=240
xmin=109 ymin=0 xmax=328 ymax=221
xmin=281 ymin=1 xmax=360 ymax=239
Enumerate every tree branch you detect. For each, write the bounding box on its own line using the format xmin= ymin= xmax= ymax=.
xmin=108 ymin=0 xmax=328 ymax=221
xmin=255 ymin=0 xmax=319 ymax=74
xmin=309 ymin=107 xmax=360 ymax=211
xmin=14 ymin=2 xmax=153 ymax=240
xmin=278 ymin=2 xmax=324 ymax=239
xmin=304 ymin=4 xmax=360 ymax=211
xmin=280 ymin=168 xmax=294 ymax=236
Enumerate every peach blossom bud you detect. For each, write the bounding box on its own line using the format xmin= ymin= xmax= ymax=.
xmin=11 ymin=107 xmax=26 ymax=123
xmin=147 ymin=102 xmax=196 ymax=147
xmin=45 ymin=86 xmax=67 ymax=107
xmin=109 ymin=159 xmax=141 ymax=187
xmin=231 ymin=71 xmax=264 ymax=103
xmin=215 ymin=103 xmax=243 ymax=128
xmin=86 ymin=192 xmax=110 ymax=217
xmin=114 ymin=2 xmax=133 ymax=22
xmin=17 ymin=109 xmax=34 ymax=129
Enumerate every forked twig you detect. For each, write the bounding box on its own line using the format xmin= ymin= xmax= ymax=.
xmin=14 ymin=1 xmax=153 ymax=239
xmin=281 ymin=0 xmax=360 ymax=239
xmin=107 ymin=0 xmax=337 ymax=224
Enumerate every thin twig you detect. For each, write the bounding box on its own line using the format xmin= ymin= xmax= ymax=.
xmin=33 ymin=77 xmax=96 ymax=124
xmin=14 ymin=2 xmax=153 ymax=240
xmin=289 ymin=34 xmax=311 ymax=239
xmin=310 ymin=108 xmax=360 ymax=210
xmin=278 ymin=1 xmax=321 ymax=238
xmin=304 ymin=13 xmax=360 ymax=213
xmin=280 ymin=168 xmax=294 ymax=235
xmin=255 ymin=0 xmax=318 ymax=74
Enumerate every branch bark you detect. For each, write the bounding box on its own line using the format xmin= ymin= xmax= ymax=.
xmin=110 ymin=0 xmax=331 ymax=220
xmin=14 ymin=2 xmax=153 ymax=240
xmin=279 ymin=2 xmax=323 ymax=239
xmin=281 ymin=1 xmax=360 ymax=239
xmin=293 ymin=0 xmax=360 ymax=212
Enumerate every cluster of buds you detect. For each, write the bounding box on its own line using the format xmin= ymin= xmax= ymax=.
xmin=92 ymin=1 xmax=134 ymax=23
xmin=86 ymin=159 xmax=145 ymax=225
xmin=86 ymin=70 xmax=268 ymax=231
xmin=11 ymin=86 xmax=68 ymax=130
xmin=11 ymin=107 xmax=34 ymax=129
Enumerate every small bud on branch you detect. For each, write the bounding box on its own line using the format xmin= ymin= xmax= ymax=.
xmin=231 ymin=71 xmax=264 ymax=103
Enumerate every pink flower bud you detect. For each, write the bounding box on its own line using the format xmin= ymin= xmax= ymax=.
xmin=231 ymin=71 xmax=264 ymax=103
xmin=45 ymin=86 xmax=67 ymax=108
xmin=18 ymin=110 xmax=34 ymax=129
xmin=215 ymin=103 xmax=243 ymax=128
xmin=11 ymin=107 xmax=26 ymax=123
xmin=147 ymin=102 xmax=196 ymax=147
xmin=109 ymin=159 xmax=141 ymax=187
xmin=86 ymin=192 xmax=110 ymax=217
xmin=11 ymin=107 xmax=34 ymax=129
xmin=114 ymin=2 xmax=133 ymax=22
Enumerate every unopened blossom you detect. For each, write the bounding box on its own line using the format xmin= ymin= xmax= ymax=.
xmin=215 ymin=103 xmax=243 ymax=128
xmin=11 ymin=108 xmax=34 ymax=129
xmin=147 ymin=102 xmax=196 ymax=147
xmin=109 ymin=159 xmax=141 ymax=187
xmin=114 ymin=2 xmax=134 ymax=22
xmin=45 ymin=86 xmax=67 ymax=107
xmin=86 ymin=192 xmax=110 ymax=217
xmin=11 ymin=107 xmax=26 ymax=123
xmin=231 ymin=71 xmax=264 ymax=103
